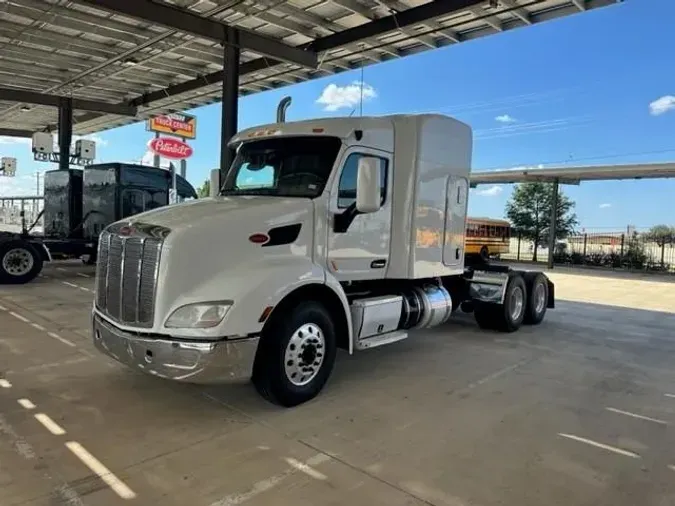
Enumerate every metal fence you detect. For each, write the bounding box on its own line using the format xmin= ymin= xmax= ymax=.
xmin=0 ymin=198 xmax=44 ymax=234
xmin=502 ymin=228 xmax=675 ymax=274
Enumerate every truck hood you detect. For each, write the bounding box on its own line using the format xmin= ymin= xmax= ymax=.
xmin=125 ymin=195 xmax=309 ymax=232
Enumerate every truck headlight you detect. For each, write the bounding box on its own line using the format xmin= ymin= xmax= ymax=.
xmin=165 ymin=302 xmax=231 ymax=329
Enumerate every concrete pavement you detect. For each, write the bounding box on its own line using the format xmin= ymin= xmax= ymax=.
xmin=1 ymin=262 xmax=675 ymax=505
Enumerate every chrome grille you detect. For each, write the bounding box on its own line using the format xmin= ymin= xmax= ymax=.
xmin=95 ymin=230 xmax=162 ymax=327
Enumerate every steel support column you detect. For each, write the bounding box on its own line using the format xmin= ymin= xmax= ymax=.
xmin=547 ymin=178 xmax=559 ymax=269
xmin=219 ymin=28 xmax=240 ymax=189
xmin=58 ymin=97 xmax=73 ymax=171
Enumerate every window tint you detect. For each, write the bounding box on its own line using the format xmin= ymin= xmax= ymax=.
xmin=122 ymin=189 xmax=146 ymax=217
xmin=222 ymin=136 xmax=342 ymax=198
xmin=235 ymin=163 xmax=274 ymax=188
xmin=337 ymin=153 xmax=388 ymax=209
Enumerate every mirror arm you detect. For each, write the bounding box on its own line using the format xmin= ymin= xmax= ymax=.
xmin=333 ymin=203 xmax=361 ymax=233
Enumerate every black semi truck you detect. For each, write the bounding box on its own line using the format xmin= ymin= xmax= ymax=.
xmin=0 ymin=163 xmax=197 ymax=284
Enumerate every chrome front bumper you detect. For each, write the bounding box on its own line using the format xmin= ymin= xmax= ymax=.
xmin=92 ymin=314 xmax=260 ymax=384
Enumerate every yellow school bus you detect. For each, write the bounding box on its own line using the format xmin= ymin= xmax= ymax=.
xmin=465 ymin=217 xmax=511 ymax=260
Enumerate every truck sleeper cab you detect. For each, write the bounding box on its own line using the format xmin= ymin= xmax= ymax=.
xmin=91 ymin=114 xmax=555 ymax=407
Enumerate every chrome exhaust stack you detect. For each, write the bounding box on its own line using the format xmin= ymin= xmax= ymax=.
xmin=276 ymin=96 xmax=292 ymax=123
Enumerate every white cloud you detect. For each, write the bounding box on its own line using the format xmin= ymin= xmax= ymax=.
xmin=0 ymin=136 xmax=31 ymax=146
xmin=0 ymin=133 xmax=108 ymax=151
xmin=316 ymin=81 xmax=377 ymax=112
xmin=599 ymin=203 xmax=612 ymax=209
xmin=472 ymin=185 xmax=503 ymax=197
xmin=139 ymin=150 xmax=175 ymax=170
xmin=0 ymin=174 xmax=40 ymax=197
xmin=74 ymin=134 xmax=109 ymax=148
xmin=495 ymin=114 xmax=517 ymax=123
xmin=649 ymin=95 xmax=675 ymax=116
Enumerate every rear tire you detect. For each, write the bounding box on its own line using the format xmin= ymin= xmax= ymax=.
xmin=473 ymin=273 xmax=526 ymax=333
xmin=252 ymin=300 xmax=337 ymax=407
xmin=479 ymin=246 xmax=490 ymax=263
xmin=0 ymin=239 xmax=43 ymax=285
xmin=523 ymin=271 xmax=548 ymax=325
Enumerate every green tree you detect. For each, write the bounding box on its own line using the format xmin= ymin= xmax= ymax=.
xmin=645 ymin=224 xmax=675 ymax=246
xmin=196 ymin=179 xmax=210 ymax=198
xmin=505 ymin=182 xmax=578 ymax=262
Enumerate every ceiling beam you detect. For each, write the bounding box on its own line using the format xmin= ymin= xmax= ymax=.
xmin=307 ymin=0 xmax=484 ymax=51
xmin=0 ymin=128 xmax=33 ymax=138
xmin=0 ymin=87 xmax=137 ymax=116
xmin=124 ymin=0 xmax=484 ymax=108
xmin=71 ymin=0 xmax=318 ymax=69
xmin=59 ymin=0 xmax=489 ymax=127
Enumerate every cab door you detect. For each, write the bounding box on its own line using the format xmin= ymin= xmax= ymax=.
xmin=325 ymin=148 xmax=392 ymax=281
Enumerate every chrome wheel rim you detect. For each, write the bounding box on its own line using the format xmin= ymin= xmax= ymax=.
xmin=2 ymin=248 xmax=33 ymax=277
xmin=284 ymin=323 xmax=325 ymax=386
xmin=510 ymin=286 xmax=524 ymax=321
xmin=534 ymin=283 xmax=546 ymax=314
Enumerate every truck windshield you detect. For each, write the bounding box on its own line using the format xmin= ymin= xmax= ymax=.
xmin=220 ymin=136 xmax=342 ymax=198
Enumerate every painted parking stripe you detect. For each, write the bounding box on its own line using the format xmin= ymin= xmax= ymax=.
xmin=34 ymin=413 xmax=66 ymax=436
xmin=47 ymin=332 xmax=76 ymax=348
xmin=284 ymin=457 xmax=327 ymax=480
xmin=605 ymin=407 xmax=668 ymax=425
xmin=18 ymin=399 xmax=36 ymax=410
xmin=9 ymin=311 xmax=30 ymax=323
xmin=65 ymin=441 xmax=136 ymax=500
xmin=558 ymin=433 xmax=640 ymax=458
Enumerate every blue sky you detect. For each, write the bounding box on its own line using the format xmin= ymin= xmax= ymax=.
xmin=1 ymin=0 xmax=674 ymax=231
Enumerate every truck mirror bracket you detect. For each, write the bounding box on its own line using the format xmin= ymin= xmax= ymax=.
xmin=333 ymin=203 xmax=361 ymax=233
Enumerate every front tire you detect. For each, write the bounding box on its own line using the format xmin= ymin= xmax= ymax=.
xmin=0 ymin=239 xmax=43 ymax=284
xmin=252 ymin=301 xmax=337 ymax=407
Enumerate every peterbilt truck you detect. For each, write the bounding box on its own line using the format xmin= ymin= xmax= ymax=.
xmin=91 ymin=114 xmax=554 ymax=407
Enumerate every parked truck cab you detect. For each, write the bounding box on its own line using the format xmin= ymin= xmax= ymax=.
xmin=92 ymin=114 xmax=554 ymax=407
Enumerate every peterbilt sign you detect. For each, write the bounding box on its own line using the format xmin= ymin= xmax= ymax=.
xmin=147 ymin=113 xmax=197 ymax=139
xmin=148 ymin=137 xmax=193 ymax=160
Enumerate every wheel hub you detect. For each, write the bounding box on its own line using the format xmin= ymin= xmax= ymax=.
xmin=284 ymin=323 xmax=325 ymax=386
xmin=510 ymin=286 xmax=524 ymax=321
xmin=534 ymin=283 xmax=546 ymax=314
xmin=2 ymin=248 xmax=33 ymax=277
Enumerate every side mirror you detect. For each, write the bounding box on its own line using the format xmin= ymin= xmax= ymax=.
xmin=355 ymin=157 xmax=381 ymax=214
xmin=209 ymin=168 xmax=220 ymax=198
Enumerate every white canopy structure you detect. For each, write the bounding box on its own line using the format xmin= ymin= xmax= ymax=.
xmin=470 ymin=162 xmax=675 ymax=268
xmin=470 ymin=162 xmax=675 ymax=186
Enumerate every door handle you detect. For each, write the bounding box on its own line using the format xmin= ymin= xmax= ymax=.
xmin=370 ymin=259 xmax=387 ymax=269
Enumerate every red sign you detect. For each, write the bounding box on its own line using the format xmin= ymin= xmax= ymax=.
xmin=148 ymin=137 xmax=193 ymax=160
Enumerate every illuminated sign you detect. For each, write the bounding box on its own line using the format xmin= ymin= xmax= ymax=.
xmin=148 ymin=137 xmax=193 ymax=160
xmin=147 ymin=113 xmax=197 ymax=139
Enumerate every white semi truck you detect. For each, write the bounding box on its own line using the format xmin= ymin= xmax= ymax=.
xmin=91 ymin=113 xmax=555 ymax=407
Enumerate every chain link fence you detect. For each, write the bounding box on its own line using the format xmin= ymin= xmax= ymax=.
xmin=502 ymin=228 xmax=675 ymax=274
